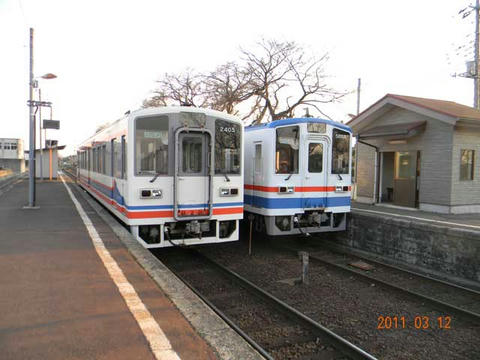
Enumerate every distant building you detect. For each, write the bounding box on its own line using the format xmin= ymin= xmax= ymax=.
xmin=349 ymin=94 xmax=480 ymax=214
xmin=25 ymin=145 xmax=66 ymax=179
xmin=0 ymin=138 xmax=25 ymax=173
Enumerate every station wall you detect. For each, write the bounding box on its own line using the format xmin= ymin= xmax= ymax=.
xmin=331 ymin=213 xmax=480 ymax=286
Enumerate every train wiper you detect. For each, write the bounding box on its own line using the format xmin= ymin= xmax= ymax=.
xmin=223 ymin=173 xmax=230 ymax=182
xmin=285 ymin=173 xmax=293 ymax=181
xmin=149 ymin=173 xmax=161 ymax=183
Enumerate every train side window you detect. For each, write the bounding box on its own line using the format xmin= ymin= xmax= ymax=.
xmin=135 ymin=116 xmax=169 ymax=176
xmin=121 ymin=135 xmax=127 ymax=179
xmin=332 ymin=129 xmax=350 ymax=174
xmin=102 ymin=144 xmax=107 ymax=175
xmin=93 ymin=147 xmax=98 ymax=173
xmin=110 ymin=139 xmax=115 ymax=177
xmin=275 ymin=126 xmax=299 ymax=174
xmin=99 ymin=146 xmax=104 ymax=174
xmin=113 ymin=138 xmax=122 ymax=178
xmin=308 ymin=143 xmax=323 ymax=173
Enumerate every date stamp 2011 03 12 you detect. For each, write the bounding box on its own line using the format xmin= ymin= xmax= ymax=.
xmin=377 ymin=315 xmax=451 ymax=330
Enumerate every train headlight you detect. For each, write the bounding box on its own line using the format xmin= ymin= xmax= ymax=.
xmin=335 ymin=186 xmax=343 ymax=192
xmin=220 ymin=188 xmax=239 ymax=197
xmin=278 ymin=186 xmax=294 ymax=194
xmin=140 ymin=189 xmax=162 ymax=199
xmin=151 ymin=189 xmax=162 ymax=198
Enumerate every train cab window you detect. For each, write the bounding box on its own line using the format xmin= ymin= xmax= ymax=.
xmin=308 ymin=143 xmax=323 ymax=173
xmin=135 ymin=116 xmax=169 ymax=176
xmin=332 ymin=129 xmax=350 ymax=174
xmin=275 ymin=126 xmax=299 ymax=174
xmin=215 ymin=119 xmax=241 ymax=175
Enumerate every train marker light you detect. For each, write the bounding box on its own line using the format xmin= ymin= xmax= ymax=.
xmin=220 ymin=188 xmax=239 ymax=197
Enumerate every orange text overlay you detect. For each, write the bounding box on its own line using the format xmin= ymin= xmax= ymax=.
xmin=377 ymin=315 xmax=452 ymax=330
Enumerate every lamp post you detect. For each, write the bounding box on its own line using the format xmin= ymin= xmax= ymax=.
xmin=26 ymin=27 xmax=57 ymax=208
xmin=27 ymin=28 xmax=35 ymax=208
xmin=37 ymin=73 xmax=57 ymax=180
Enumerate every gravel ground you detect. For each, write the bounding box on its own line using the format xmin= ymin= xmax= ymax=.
xmin=293 ymin=241 xmax=480 ymax=315
xmin=200 ymin=237 xmax=480 ymax=360
xmin=156 ymin=249 xmax=346 ymax=359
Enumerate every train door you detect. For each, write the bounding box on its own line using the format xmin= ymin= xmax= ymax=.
xmin=252 ymin=142 xmax=263 ymax=207
xmin=174 ymin=130 xmax=213 ymax=219
xmin=303 ymin=137 xmax=328 ymax=207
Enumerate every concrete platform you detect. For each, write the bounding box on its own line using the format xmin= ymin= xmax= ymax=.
xmin=328 ymin=201 xmax=480 ymax=288
xmin=0 ymin=176 xmax=262 ymax=360
xmin=352 ymin=201 xmax=480 ymax=232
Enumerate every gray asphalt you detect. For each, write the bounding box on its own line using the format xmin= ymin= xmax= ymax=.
xmin=0 ymin=178 xmax=216 ymax=360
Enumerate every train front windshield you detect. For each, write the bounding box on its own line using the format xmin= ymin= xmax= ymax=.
xmin=332 ymin=129 xmax=350 ymax=174
xmin=215 ymin=119 xmax=241 ymax=175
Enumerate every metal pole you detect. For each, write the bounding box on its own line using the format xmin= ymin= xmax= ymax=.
xmin=356 ymin=78 xmax=361 ymax=115
xmin=28 ymin=27 xmax=36 ymax=207
xmin=475 ymin=0 xmax=480 ymax=109
xmin=39 ymin=88 xmax=43 ymax=180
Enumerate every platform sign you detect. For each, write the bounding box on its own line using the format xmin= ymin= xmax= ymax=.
xmin=43 ymin=120 xmax=60 ymax=130
xmin=46 ymin=140 xmax=58 ymax=148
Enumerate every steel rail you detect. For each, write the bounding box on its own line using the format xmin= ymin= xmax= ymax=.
xmin=164 ymin=254 xmax=274 ymax=360
xmin=191 ymin=249 xmax=378 ymax=360
xmin=276 ymin=244 xmax=480 ymax=324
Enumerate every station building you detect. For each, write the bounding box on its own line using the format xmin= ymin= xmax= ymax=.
xmin=0 ymin=138 xmax=25 ymax=173
xmin=349 ymin=94 xmax=480 ymax=214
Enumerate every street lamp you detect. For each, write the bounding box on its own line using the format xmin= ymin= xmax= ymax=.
xmin=35 ymin=74 xmax=57 ymax=181
xmin=26 ymin=27 xmax=57 ymax=208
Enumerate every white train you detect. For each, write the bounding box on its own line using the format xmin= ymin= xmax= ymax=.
xmin=77 ymin=107 xmax=243 ymax=248
xmin=244 ymin=118 xmax=351 ymax=236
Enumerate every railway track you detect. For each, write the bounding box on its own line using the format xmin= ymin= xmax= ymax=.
xmin=274 ymin=240 xmax=480 ymax=324
xmin=154 ymin=247 xmax=377 ymax=360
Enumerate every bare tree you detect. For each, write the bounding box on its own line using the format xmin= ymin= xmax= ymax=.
xmin=242 ymin=39 xmax=346 ymax=123
xmin=142 ymin=93 xmax=167 ymax=108
xmin=149 ymin=69 xmax=207 ymax=107
xmin=204 ymin=62 xmax=256 ymax=117
xmin=143 ymin=39 xmax=345 ymax=123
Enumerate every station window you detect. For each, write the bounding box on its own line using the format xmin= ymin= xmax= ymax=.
xmin=460 ymin=149 xmax=474 ymax=180
xmin=135 ymin=116 xmax=168 ymax=176
xmin=308 ymin=143 xmax=323 ymax=173
xmin=332 ymin=129 xmax=350 ymax=174
xmin=275 ymin=126 xmax=299 ymax=174
xmin=215 ymin=119 xmax=241 ymax=175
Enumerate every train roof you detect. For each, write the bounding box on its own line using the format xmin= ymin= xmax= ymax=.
xmin=77 ymin=106 xmax=243 ymax=148
xmin=245 ymin=117 xmax=352 ymax=133
xmin=130 ymin=106 xmax=243 ymax=123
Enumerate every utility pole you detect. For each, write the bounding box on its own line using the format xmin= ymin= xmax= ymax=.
xmin=27 ymin=27 xmax=36 ymax=208
xmin=474 ymin=0 xmax=480 ymax=109
xmin=39 ymin=88 xmax=43 ymax=180
xmin=356 ymin=78 xmax=361 ymax=115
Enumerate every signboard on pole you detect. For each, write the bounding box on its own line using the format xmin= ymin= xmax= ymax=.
xmin=43 ymin=120 xmax=60 ymax=129
xmin=46 ymin=140 xmax=58 ymax=148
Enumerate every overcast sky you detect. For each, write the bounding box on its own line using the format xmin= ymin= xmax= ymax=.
xmin=0 ymin=0 xmax=475 ymax=155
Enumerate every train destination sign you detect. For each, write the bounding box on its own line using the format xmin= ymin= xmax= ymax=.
xmin=43 ymin=120 xmax=60 ymax=130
